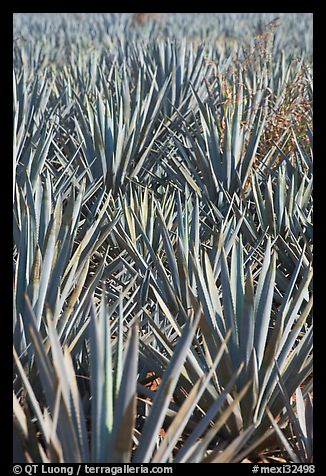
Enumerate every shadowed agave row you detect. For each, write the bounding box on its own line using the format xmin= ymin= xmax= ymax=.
xmin=13 ymin=13 xmax=313 ymax=463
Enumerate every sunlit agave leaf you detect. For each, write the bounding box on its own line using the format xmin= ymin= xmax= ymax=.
xmin=189 ymin=193 xmax=200 ymax=260
xmin=230 ymin=235 xmax=245 ymax=321
xmin=239 ymin=267 xmax=255 ymax=369
xmin=251 ymin=173 xmax=268 ymax=232
xmin=295 ymin=387 xmax=308 ymax=443
xmin=176 ymin=190 xmax=189 ymax=260
xmin=35 ymin=199 xmax=62 ymax=326
xmin=24 ymin=174 xmax=38 ymax=244
xmin=254 ymin=252 xmax=276 ymax=369
xmin=255 ymin=237 xmax=271 ymax=315
xmin=16 ymin=210 xmax=28 ymax=315
xmin=264 ymin=176 xmax=276 ymax=236
xmin=220 ymin=248 xmax=239 ymax=364
xmin=232 ymin=76 xmax=244 ymax=165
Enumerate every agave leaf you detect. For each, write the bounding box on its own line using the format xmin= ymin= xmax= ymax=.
xmin=133 ymin=313 xmax=201 ymax=463
xmin=13 ymin=347 xmax=50 ymax=443
xmin=205 ymin=425 xmax=255 ymax=463
xmin=255 ymin=251 xmax=276 ymax=369
xmin=109 ymin=323 xmax=139 ymax=463
xmin=266 ymin=408 xmax=300 ymax=463
xmin=179 ymin=376 xmax=251 ymax=462
xmin=152 ymin=330 xmax=231 ymax=463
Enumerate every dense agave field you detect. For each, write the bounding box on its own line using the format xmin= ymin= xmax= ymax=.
xmin=13 ymin=13 xmax=313 ymax=463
